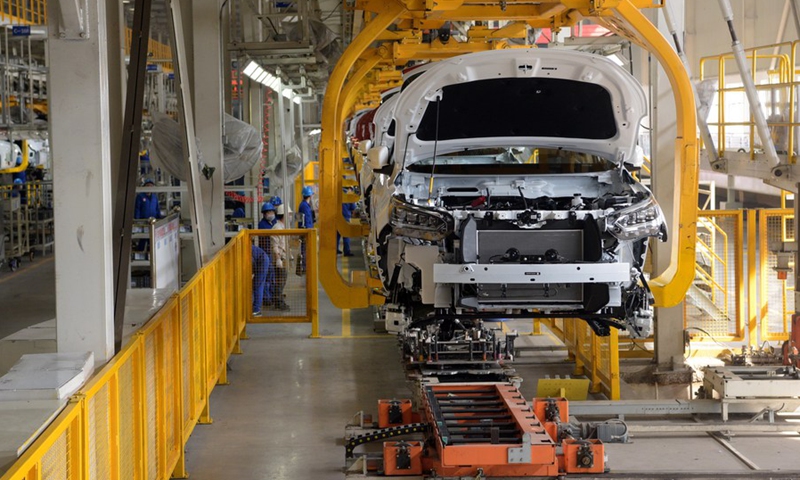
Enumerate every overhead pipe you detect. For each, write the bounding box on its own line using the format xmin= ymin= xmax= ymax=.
xmin=717 ymin=0 xmax=781 ymax=168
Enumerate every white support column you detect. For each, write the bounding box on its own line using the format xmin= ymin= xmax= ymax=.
xmin=47 ymin=0 xmax=117 ymax=363
xmin=648 ymin=3 xmax=688 ymax=370
xmin=190 ymin=0 xmax=225 ymax=259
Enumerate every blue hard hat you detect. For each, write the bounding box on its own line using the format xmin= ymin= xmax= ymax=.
xmin=269 ymin=196 xmax=283 ymax=206
xmin=261 ymin=202 xmax=275 ymax=212
xmin=13 ymin=178 xmax=22 ymax=185
xmin=143 ymin=178 xmax=155 ymax=186
xmin=15 ymin=155 xmax=22 ymax=166
xmin=302 ymin=186 xmax=314 ymax=197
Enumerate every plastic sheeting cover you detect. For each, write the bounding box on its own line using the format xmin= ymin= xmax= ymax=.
xmin=150 ymin=113 xmax=262 ymax=183
xmin=286 ymin=19 xmax=342 ymax=71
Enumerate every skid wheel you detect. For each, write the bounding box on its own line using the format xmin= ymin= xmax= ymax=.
xmin=9 ymin=258 xmax=19 ymax=272
xmin=29 ymin=250 xmax=35 ymax=261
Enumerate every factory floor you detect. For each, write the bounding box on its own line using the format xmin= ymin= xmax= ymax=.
xmin=0 ymin=253 xmax=55 ymax=340
xmin=2 ymin=248 xmax=799 ymax=478
xmin=182 ymin=249 xmax=800 ymax=480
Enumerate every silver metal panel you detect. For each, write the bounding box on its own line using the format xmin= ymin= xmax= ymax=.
xmin=703 ymin=366 xmax=800 ymax=399
xmin=477 ymin=229 xmax=583 ymax=263
xmin=568 ymin=399 xmax=800 ymax=416
xmin=433 ymin=262 xmax=631 ymax=284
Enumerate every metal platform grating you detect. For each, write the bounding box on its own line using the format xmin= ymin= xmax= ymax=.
xmin=425 ymin=385 xmax=524 ymax=445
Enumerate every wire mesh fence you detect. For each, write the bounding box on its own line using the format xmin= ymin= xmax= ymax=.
xmin=684 ymin=211 xmax=744 ymax=340
xmin=247 ymin=229 xmax=319 ymax=334
xmin=760 ymin=209 xmax=795 ymax=341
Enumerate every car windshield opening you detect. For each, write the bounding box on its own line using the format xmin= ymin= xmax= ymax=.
xmin=406 ymin=147 xmax=616 ymax=174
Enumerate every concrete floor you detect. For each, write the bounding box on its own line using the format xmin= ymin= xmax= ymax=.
xmin=181 ymin=251 xmax=800 ymax=479
xmin=3 ymin=247 xmax=800 ymax=478
xmin=0 ymin=253 xmax=55 ymax=340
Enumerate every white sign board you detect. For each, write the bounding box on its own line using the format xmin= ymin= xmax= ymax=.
xmin=152 ymin=215 xmax=180 ymax=291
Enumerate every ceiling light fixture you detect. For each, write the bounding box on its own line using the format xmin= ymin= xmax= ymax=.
xmin=243 ymin=60 xmax=302 ymax=103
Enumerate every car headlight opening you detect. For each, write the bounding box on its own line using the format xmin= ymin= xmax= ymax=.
xmin=607 ymin=195 xmax=666 ymax=241
xmin=390 ymin=197 xmax=454 ymax=241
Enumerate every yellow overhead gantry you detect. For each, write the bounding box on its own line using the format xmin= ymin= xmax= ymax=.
xmin=319 ymin=0 xmax=698 ymax=310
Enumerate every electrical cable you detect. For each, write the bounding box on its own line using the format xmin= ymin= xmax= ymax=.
xmin=322 ymin=1 xmax=343 ymax=21
xmin=685 ymin=326 xmax=729 ymax=348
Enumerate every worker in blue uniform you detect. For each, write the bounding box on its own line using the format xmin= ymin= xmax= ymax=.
xmin=134 ymin=179 xmax=162 ymax=220
xmin=258 ymin=202 xmax=276 ymax=230
xmin=297 ymin=186 xmax=315 ymax=275
xmin=258 ymin=202 xmax=277 ymax=305
xmin=12 ymin=153 xmax=27 ymax=205
xmin=133 ymin=178 xmax=162 ymax=253
xmin=337 ymin=193 xmax=356 ymax=257
xmin=251 ymin=245 xmax=269 ymax=316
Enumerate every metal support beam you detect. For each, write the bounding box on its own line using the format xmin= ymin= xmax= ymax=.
xmin=48 ymin=0 xmax=118 ymax=363
xmin=646 ymin=3 xmax=687 ymax=368
xmin=167 ymin=0 xmax=206 ymax=268
xmin=112 ymin=0 xmax=152 ymax=353
xmin=190 ymin=0 xmax=226 ymax=259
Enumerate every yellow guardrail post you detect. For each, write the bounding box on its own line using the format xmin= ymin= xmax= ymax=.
xmin=319 ymin=1 xmax=406 ymax=309
xmin=308 ymin=230 xmax=320 ymax=338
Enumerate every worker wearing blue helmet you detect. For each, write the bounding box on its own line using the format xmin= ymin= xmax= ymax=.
xmin=10 ymin=177 xmax=23 ymax=199
xmin=259 ymin=202 xmax=276 ymax=229
xmin=298 ymin=186 xmax=315 ymax=228
xmin=258 ymin=202 xmax=276 ymax=305
xmin=297 ymin=186 xmax=315 ymax=275
xmin=134 ymin=178 xmax=162 ymax=220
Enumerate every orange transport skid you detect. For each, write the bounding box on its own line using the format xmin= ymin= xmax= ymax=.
xmin=346 ymin=383 xmax=605 ymax=477
xmin=416 ymin=384 xmax=580 ymax=477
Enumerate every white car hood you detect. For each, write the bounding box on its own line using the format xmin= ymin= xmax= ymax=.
xmin=393 ymin=48 xmax=647 ymax=166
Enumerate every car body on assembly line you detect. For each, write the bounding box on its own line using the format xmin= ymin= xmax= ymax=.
xmin=366 ymin=48 xmax=666 ymax=340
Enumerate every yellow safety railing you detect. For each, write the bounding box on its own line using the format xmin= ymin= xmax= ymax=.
xmin=696 ymin=216 xmax=729 ymax=311
xmin=684 ymin=210 xmax=744 ymax=343
xmin=124 ymin=28 xmax=174 ymax=72
xmin=700 ymin=40 xmax=799 ymax=162
xmin=0 ymin=0 xmax=47 ymax=25
xmin=539 ymin=318 xmax=619 ymax=400
xmin=0 ymin=231 xmax=253 ymax=480
xmin=759 ymin=208 xmax=795 ymax=342
xmin=246 ymin=229 xmax=319 ymax=337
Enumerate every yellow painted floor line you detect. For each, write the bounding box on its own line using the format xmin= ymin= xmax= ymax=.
xmin=342 ymin=309 xmax=351 ymax=337
xmin=0 ymin=256 xmax=53 ymax=285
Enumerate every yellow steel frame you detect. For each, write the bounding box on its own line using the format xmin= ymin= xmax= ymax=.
xmin=319 ymin=0 xmax=698 ymax=310
xmin=540 ymin=318 xmax=620 ymax=400
xmin=700 ymin=40 xmax=798 ymax=163
xmin=0 ymin=232 xmax=255 ymax=480
xmin=0 ymin=0 xmax=47 ymax=25
xmin=124 ymin=29 xmax=174 ymax=72
xmin=245 ymin=229 xmax=320 ymax=338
